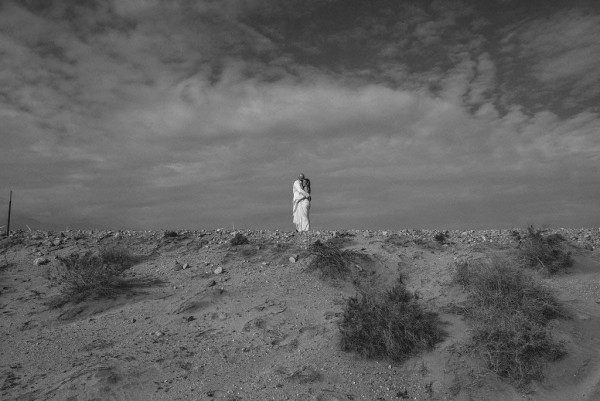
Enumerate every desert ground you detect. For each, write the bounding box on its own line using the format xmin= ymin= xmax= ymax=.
xmin=1 ymin=227 xmax=600 ymax=401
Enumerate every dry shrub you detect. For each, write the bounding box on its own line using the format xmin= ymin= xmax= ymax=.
xmin=230 ymin=232 xmax=250 ymax=246
xmin=519 ymin=225 xmax=573 ymax=274
xmin=306 ymin=240 xmax=351 ymax=279
xmin=434 ymin=231 xmax=449 ymax=244
xmin=339 ymin=280 xmax=446 ymax=362
xmin=50 ymin=247 xmax=138 ymax=304
xmin=100 ymin=246 xmax=138 ymax=269
xmin=454 ymin=258 xmax=566 ymax=385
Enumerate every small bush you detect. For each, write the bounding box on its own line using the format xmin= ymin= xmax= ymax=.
xmin=471 ymin=310 xmax=565 ymax=384
xmin=434 ymin=231 xmax=449 ymax=243
xmin=306 ymin=240 xmax=350 ymax=279
xmin=230 ymin=232 xmax=250 ymax=246
xmin=519 ymin=225 xmax=573 ymax=274
xmin=50 ymin=247 xmax=137 ymax=304
xmin=339 ymin=280 xmax=446 ymax=362
xmin=454 ymin=258 xmax=566 ymax=385
xmin=100 ymin=246 xmax=138 ymax=269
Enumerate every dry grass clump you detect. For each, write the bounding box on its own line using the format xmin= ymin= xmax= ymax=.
xmin=434 ymin=231 xmax=449 ymax=244
xmin=306 ymin=240 xmax=351 ymax=279
xmin=454 ymin=258 xmax=567 ymax=385
xmin=519 ymin=225 xmax=573 ymax=274
xmin=230 ymin=232 xmax=250 ymax=246
xmin=50 ymin=247 xmax=139 ymax=304
xmin=339 ymin=279 xmax=446 ymax=362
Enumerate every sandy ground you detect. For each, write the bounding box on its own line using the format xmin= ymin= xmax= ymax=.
xmin=1 ymin=228 xmax=600 ymax=401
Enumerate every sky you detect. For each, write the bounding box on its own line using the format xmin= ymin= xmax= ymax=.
xmin=1 ymin=0 xmax=600 ymax=231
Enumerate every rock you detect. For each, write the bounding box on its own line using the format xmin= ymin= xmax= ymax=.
xmin=154 ymin=331 xmax=164 ymax=337
xmin=34 ymin=257 xmax=50 ymax=266
xmin=174 ymin=261 xmax=183 ymax=271
xmin=207 ymin=279 xmax=217 ymax=287
xmin=183 ymin=263 xmax=190 ymax=269
xmin=289 ymin=255 xmax=298 ymax=263
xmin=113 ymin=232 xmax=121 ymax=239
xmin=52 ymin=239 xmax=62 ymax=246
xmin=214 ymin=266 xmax=223 ymax=274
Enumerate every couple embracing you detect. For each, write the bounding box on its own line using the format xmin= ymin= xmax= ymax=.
xmin=292 ymin=173 xmax=311 ymax=232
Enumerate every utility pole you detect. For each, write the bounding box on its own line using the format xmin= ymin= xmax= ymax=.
xmin=6 ymin=191 xmax=12 ymax=237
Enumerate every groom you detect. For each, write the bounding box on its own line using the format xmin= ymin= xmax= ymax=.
xmin=292 ymin=173 xmax=311 ymax=232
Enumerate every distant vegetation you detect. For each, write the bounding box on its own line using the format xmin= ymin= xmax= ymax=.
xmin=230 ymin=232 xmax=250 ymax=246
xmin=454 ymin=257 xmax=567 ymax=385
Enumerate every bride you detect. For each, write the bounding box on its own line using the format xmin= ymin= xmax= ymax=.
xmin=292 ymin=173 xmax=311 ymax=232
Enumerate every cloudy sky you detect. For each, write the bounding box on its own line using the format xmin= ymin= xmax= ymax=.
xmin=1 ymin=0 xmax=599 ymax=231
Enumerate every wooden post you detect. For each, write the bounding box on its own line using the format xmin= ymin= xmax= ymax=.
xmin=6 ymin=191 xmax=12 ymax=237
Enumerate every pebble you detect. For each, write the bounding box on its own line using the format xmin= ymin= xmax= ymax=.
xmin=34 ymin=257 xmax=50 ymax=266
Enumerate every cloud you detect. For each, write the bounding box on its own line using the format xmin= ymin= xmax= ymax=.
xmin=502 ymin=10 xmax=600 ymax=109
xmin=1 ymin=0 xmax=599 ymax=230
